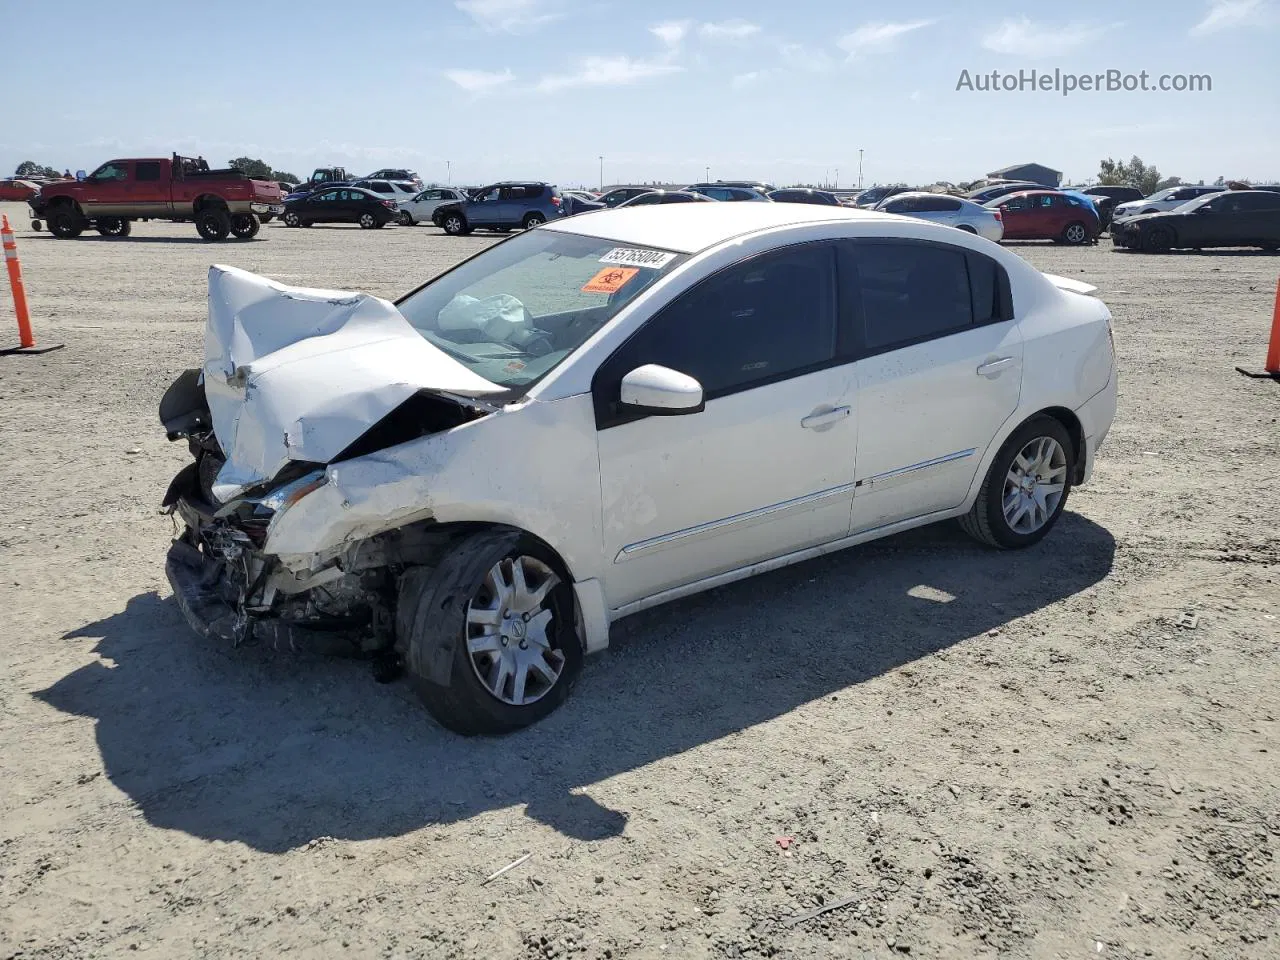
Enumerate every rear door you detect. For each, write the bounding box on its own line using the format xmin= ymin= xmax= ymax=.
xmin=132 ymin=160 xmax=168 ymax=217
xmin=846 ymin=239 xmax=1023 ymax=532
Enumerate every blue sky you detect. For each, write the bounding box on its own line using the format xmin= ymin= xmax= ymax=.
xmin=4 ymin=0 xmax=1276 ymax=189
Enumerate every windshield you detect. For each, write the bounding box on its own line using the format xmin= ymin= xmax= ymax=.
xmin=396 ymin=230 xmax=687 ymax=390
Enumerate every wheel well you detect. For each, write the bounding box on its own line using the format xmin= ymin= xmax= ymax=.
xmin=193 ymin=194 xmax=228 ymax=215
xmin=1036 ymin=406 xmax=1086 ymax=484
xmin=48 ymin=197 xmax=82 ymax=216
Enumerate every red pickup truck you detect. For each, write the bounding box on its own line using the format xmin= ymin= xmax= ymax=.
xmin=31 ymin=155 xmax=285 ymax=241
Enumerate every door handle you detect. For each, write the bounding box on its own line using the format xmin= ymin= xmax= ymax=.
xmin=801 ymin=405 xmax=851 ymax=429
xmin=976 ymin=357 xmax=1015 ymax=378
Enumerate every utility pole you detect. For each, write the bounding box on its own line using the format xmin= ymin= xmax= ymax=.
xmin=835 ymin=167 xmax=839 ymax=189
xmin=858 ymin=149 xmax=864 ymax=190
xmin=446 ymin=160 xmax=451 ymax=184
xmin=598 ymin=155 xmax=604 ymax=192
xmin=705 ymin=164 xmax=710 ymax=182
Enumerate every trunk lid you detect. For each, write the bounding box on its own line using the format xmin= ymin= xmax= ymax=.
xmin=203 ymin=265 xmax=503 ymax=501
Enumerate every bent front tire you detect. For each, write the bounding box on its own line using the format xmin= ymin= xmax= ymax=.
xmin=959 ymin=415 xmax=1075 ymax=549
xmin=399 ymin=530 xmax=583 ymax=735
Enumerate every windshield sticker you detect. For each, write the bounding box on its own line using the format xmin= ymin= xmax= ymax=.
xmin=599 ymin=247 xmax=677 ymax=269
xmin=582 ymin=266 xmax=640 ymax=294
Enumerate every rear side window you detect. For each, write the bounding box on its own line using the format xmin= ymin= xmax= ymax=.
xmin=916 ymin=196 xmax=961 ymax=212
xmin=135 ymin=161 xmax=161 ymax=181
xmin=595 ymin=244 xmax=837 ymax=421
xmin=845 ymin=241 xmax=1011 ymax=353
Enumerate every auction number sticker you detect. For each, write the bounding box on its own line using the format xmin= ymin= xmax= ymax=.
xmin=582 ymin=266 xmax=639 ymax=294
xmin=599 ymin=247 xmax=677 ymax=269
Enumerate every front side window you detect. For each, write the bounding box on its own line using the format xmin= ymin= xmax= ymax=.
xmin=594 ymin=244 xmax=837 ymax=423
xmin=316 ymin=190 xmax=339 ymax=202
xmin=474 ymin=187 xmax=500 ymax=202
xmin=397 ymin=231 xmax=686 ymax=391
xmin=850 ymin=242 xmax=976 ymax=351
xmin=91 ymin=162 xmax=128 ymax=181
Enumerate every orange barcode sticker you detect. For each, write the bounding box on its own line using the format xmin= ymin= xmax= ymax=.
xmin=581 ymin=266 xmax=639 ymax=293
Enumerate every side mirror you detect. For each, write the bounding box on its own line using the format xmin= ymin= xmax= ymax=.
xmin=619 ymin=364 xmax=704 ymax=414
xmin=1195 ymin=205 xmax=1212 ymax=214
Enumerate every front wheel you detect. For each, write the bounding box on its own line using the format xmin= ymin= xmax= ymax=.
xmin=48 ymin=209 xmax=85 ymax=239
xmin=398 ymin=210 xmax=414 ymax=225
xmin=95 ymin=217 xmax=131 ymax=238
xmin=1062 ymin=221 xmax=1089 ymax=245
xmin=1144 ymin=227 xmax=1173 ymax=253
xmin=195 ymin=208 xmax=231 ymax=241
xmin=959 ymin=416 xmax=1075 ymax=549
xmin=442 ymin=212 xmax=470 ymax=235
xmin=230 ymin=213 xmax=260 ymax=239
xmin=399 ymin=530 xmax=583 ymax=735
xmin=283 ymin=211 xmax=301 ymax=227
xmin=358 ymin=212 xmax=377 ymax=229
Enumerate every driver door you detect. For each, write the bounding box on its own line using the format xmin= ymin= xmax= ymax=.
xmin=592 ymin=243 xmax=858 ymax=609
xmin=468 ymin=186 xmax=501 ymax=226
xmin=80 ymin=161 xmax=132 ymax=216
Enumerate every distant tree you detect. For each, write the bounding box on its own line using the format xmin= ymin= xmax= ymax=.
xmin=228 ymin=157 xmax=274 ymax=180
xmin=273 ymin=170 xmax=299 ymax=184
xmin=1098 ymin=155 xmax=1162 ymax=195
xmin=14 ymin=160 xmax=60 ymax=178
xmin=1155 ymin=176 xmax=1184 ymax=191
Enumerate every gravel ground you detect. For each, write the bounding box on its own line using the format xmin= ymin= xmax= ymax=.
xmin=0 ymin=202 xmax=1277 ymax=960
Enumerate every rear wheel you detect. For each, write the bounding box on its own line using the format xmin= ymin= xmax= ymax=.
xmin=956 ymin=224 xmax=977 ymax=234
xmin=522 ymin=212 xmax=546 ymax=229
xmin=195 ymin=208 xmax=231 ymax=241
xmin=1062 ymin=221 xmax=1089 ymax=245
xmin=48 ymin=209 xmax=85 ymax=239
xmin=95 ymin=217 xmax=131 ymax=237
xmin=358 ymin=212 xmax=377 ymax=229
xmin=1144 ymin=227 xmax=1173 ymax=253
xmin=960 ymin=416 xmax=1074 ymax=549
xmin=230 ymin=213 xmax=260 ymax=239
xmin=400 ymin=530 xmax=583 ymax=735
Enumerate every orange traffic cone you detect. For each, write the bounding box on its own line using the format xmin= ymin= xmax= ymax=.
xmin=1 ymin=215 xmax=64 ymax=355
xmin=1236 ymin=277 xmax=1280 ymax=380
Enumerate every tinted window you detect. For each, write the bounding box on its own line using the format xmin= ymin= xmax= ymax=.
xmin=1221 ymin=192 xmax=1280 ymax=212
xmin=915 ymin=196 xmax=961 ymax=212
xmin=596 ymin=244 xmax=837 ymax=417
xmin=135 ymin=161 xmax=161 ymax=182
xmin=316 ymin=190 xmax=339 ymax=201
xmin=1002 ymin=195 xmax=1031 ymax=211
xmin=850 ymin=242 xmax=976 ymax=351
xmin=881 ymin=198 xmax=911 ymax=213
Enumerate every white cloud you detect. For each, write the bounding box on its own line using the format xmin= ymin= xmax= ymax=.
xmin=981 ymin=17 xmax=1110 ymax=57
xmin=455 ymin=0 xmax=557 ymax=33
xmin=536 ymin=55 xmax=683 ymax=92
xmin=443 ymin=68 xmax=514 ymax=93
xmin=1190 ymin=0 xmax=1271 ymax=34
xmin=838 ymin=19 xmax=934 ymax=57
xmin=698 ymin=20 xmax=761 ymax=41
xmin=731 ymin=71 xmax=762 ymax=88
xmin=651 ymin=19 xmax=692 ymax=47
xmin=779 ymin=41 xmax=836 ymax=73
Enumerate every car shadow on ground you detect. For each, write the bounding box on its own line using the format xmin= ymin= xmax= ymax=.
xmin=24 ymin=235 xmax=259 ymax=245
xmin=37 ymin=515 xmax=1114 ymax=852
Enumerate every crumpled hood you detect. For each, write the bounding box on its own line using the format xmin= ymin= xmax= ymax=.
xmin=204 ymin=265 xmax=503 ymax=501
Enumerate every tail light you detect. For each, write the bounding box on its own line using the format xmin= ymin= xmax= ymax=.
xmin=550 ymin=196 xmax=561 ymax=207
xmin=993 ymin=210 xmax=1002 ymax=221
xmin=382 ymin=199 xmax=396 ymax=209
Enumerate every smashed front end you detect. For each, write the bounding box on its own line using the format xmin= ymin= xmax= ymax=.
xmin=159 ymin=265 xmax=502 ymax=655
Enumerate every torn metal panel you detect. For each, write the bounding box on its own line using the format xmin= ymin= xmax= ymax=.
xmin=204 ymin=265 xmax=504 ymax=501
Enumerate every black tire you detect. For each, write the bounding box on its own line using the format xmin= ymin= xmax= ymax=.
xmin=1144 ymin=227 xmax=1173 ymax=253
xmin=1061 ymin=221 xmax=1089 ymax=245
xmin=95 ymin=217 xmax=131 ymax=238
xmin=48 ymin=209 xmax=85 ymax=239
xmin=259 ymin=214 xmax=274 ymax=224
xmin=959 ymin=415 xmax=1075 ymax=550
xmin=283 ymin=211 xmax=302 ymax=228
xmin=195 ymin=208 xmax=231 ymax=241
xmin=522 ymin=212 xmax=546 ymax=229
xmin=398 ymin=210 xmax=414 ymax=226
xmin=399 ymin=529 xmax=583 ymax=735
xmin=229 ymin=213 xmax=260 ymax=240
xmin=956 ymin=224 xmax=977 ymax=234
xmin=358 ymin=212 xmax=378 ymax=229
xmin=30 ymin=220 xmax=43 ymax=231
xmin=442 ymin=212 xmax=470 ymax=236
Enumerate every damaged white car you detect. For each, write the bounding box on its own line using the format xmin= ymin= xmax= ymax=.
xmin=161 ymin=203 xmax=1117 ymax=734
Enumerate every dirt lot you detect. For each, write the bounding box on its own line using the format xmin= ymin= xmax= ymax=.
xmin=0 ymin=202 xmax=1276 ymax=960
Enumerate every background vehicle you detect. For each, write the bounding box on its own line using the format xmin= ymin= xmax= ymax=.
xmin=563 ymin=190 xmax=600 ymax=203
xmin=1112 ymin=184 xmax=1226 ymax=221
xmin=854 ymin=185 xmax=910 ymax=208
xmin=1079 ymin=185 xmax=1144 ymax=205
xmin=281 ymin=187 xmax=398 ymax=229
xmin=684 ymin=180 xmax=776 ymax=194
xmin=351 ymin=179 xmax=419 ymax=203
xmin=1112 ymin=189 xmax=1280 ymax=252
xmin=305 ymin=166 xmax=352 ymax=189
xmin=364 ymin=169 xmax=423 ymax=188
xmin=768 ymin=188 xmax=843 ymax=206
xmin=161 ymin=203 xmax=1115 ymax=735
xmin=617 ymin=190 xmax=715 ymax=206
xmin=966 ymin=181 xmax=1044 ymax=205
xmin=685 ymin=185 xmax=772 ymax=202
xmin=0 ymin=178 xmax=40 ymax=201
xmin=32 ymin=155 xmax=283 ymax=241
xmin=432 ymin=182 xmax=566 ymax=235
xmin=398 ymin=187 xmax=468 ymax=225
xmin=564 ymin=186 xmax=651 ymax=214
xmin=876 ymin=192 xmax=1004 ymax=241
xmin=986 ymin=190 xmax=1100 ymax=244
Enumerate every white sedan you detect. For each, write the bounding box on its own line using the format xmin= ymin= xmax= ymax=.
xmin=160 ymin=203 xmax=1117 ymax=734
xmin=395 ymin=186 xmax=468 ymax=225
xmin=874 ymin=191 xmax=1005 ymax=241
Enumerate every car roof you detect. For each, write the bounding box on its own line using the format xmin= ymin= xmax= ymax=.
xmin=880 ymin=191 xmax=961 ymax=200
xmin=543 ymin=202 xmax=900 ymax=254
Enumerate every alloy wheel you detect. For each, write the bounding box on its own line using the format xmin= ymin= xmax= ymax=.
xmin=1002 ymin=436 xmax=1068 ymax=535
xmin=465 ymin=556 xmax=565 ymax=706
